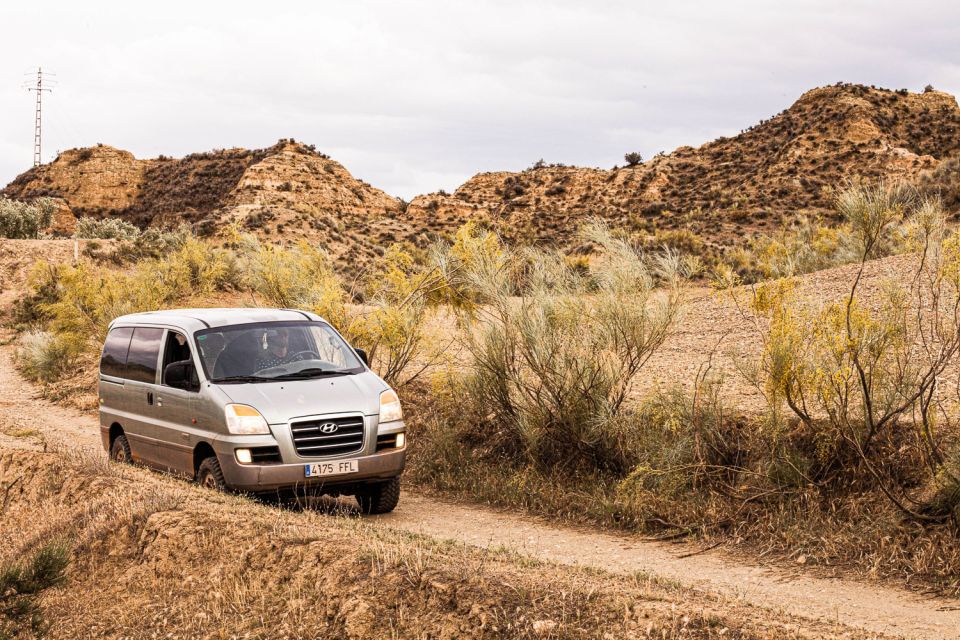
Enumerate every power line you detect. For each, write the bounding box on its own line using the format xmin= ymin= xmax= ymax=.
xmin=23 ymin=68 xmax=56 ymax=167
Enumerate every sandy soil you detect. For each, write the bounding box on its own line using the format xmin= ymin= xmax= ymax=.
xmin=1 ymin=342 xmax=957 ymax=638
xmin=637 ymin=253 xmax=934 ymax=413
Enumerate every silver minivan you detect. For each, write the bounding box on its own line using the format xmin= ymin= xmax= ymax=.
xmin=98 ymin=308 xmax=406 ymax=513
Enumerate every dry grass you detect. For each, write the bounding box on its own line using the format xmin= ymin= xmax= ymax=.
xmin=0 ymin=446 xmax=846 ymax=639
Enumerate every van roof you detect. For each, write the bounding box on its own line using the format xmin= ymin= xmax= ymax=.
xmin=108 ymin=308 xmax=325 ymax=333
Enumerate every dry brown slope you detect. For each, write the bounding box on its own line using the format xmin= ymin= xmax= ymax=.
xmin=408 ymin=84 xmax=960 ymax=249
xmin=2 ymin=141 xmax=413 ymax=269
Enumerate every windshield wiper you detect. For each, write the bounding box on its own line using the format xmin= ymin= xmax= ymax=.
xmin=210 ymin=375 xmax=275 ymax=384
xmin=272 ymin=368 xmax=350 ymax=380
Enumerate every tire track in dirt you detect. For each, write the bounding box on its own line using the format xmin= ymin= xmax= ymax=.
xmin=0 ymin=345 xmax=957 ymax=639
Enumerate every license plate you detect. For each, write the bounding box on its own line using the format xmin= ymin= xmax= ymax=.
xmin=304 ymin=460 xmax=358 ymax=477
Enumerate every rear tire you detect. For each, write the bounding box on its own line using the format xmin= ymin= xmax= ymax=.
xmin=109 ymin=434 xmax=132 ymax=464
xmin=197 ymin=456 xmax=227 ymax=492
xmin=355 ymin=477 xmax=401 ymax=514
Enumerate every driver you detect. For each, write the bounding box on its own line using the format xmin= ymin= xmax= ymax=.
xmin=257 ymin=328 xmax=293 ymax=370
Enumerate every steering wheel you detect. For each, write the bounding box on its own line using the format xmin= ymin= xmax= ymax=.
xmin=289 ymin=350 xmax=321 ymax=362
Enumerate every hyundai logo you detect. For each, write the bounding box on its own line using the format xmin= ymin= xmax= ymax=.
xmin=319 ymin=422 xmax=339 ymax=434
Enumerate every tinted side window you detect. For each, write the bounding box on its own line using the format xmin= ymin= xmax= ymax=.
xmin=126 ymin=327 xmax=164 ymax=384
xmin=100 ymin=327 xmax=133 ymax=377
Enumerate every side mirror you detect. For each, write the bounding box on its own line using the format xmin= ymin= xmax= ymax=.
xmin=354 ymin=348 xmax=369 ymax=366
xmin=164 ymin=360 xmax=199 ymax=391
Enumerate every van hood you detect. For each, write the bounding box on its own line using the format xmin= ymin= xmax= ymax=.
xmin=216 ymin=371 xmax=388 ymax=424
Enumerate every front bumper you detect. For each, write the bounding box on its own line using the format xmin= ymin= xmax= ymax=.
xmin=216 ymin=446 xmax=406 ymax=493
xmin=212 ymin=415 xmax=406 ymax=493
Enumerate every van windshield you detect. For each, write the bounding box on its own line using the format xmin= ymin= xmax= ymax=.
xmin=196 ymin=321 xmax=365 ymax=383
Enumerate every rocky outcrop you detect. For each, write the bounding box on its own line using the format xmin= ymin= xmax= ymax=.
xmin=408 ymin=84 xmax=960 ymax=248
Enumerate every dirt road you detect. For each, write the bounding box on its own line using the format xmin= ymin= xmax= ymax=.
xmin=1 ymin=345 xmax=957 ymax=639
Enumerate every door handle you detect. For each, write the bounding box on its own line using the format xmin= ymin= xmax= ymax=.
xmin=147 ymin=391 xmax=154 ymax=405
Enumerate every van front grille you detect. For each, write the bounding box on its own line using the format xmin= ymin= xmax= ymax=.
xmin=290 ymin=416 xmax=365 ymax=457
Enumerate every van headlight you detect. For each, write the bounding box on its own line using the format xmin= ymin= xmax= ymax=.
xmin=224 ymin=404 xmax=271 ymax=435
xmin=379 ymin=390 xmax=403 ymax=423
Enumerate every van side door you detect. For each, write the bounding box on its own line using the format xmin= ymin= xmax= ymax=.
xmin=122 ymin=326 xmax=166 ymax=467
xmin=152 ymin=329 xmax=202 ymax=476
xmin=100 ymin=326 xmax=145 ymax=459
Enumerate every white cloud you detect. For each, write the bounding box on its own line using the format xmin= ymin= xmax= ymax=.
xmin=1 ymin=0 xmax=958 ymax=198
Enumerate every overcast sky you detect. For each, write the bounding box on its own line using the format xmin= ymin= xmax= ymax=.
xmin=1 ymin=1 xmax=958 ymax=199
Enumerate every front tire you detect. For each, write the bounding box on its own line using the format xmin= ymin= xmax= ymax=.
xmin=197 ymin=456 xmax=227 ymax=492
xmin=355 ymin=477 xmax=400 ymax=514
xmin=110 ymin=434 xmax=132 ymax=464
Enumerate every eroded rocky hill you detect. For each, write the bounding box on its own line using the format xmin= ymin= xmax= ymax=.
xmin=409 ymin=83 xmax=960 ymax=248
xmin=2 ymin=140 xmax=409 ymax=266
xmin=4 ymin=84 xmax=960 ymax=259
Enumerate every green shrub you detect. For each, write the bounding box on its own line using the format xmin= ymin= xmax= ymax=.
xmin=0 ymin=541 xmax=70 ymax=639
xmin=74 ymin=216 xmax=139 ymax=241
xmin=15 ymin=330 xmax=77 ymax=383
xmin=237 ymin=235 xmax=346 ymax=317
xmin=123 ymin=225 xmax=190 ymax=260
xmin=150 ymin=237 xmax=240 ymax=297
xmin=75 ymin=219 xmax=192 ymax=263
xmin=11 ymin=263 xmax=61 ymax=329
xmin=347 ymin=243 xmax=444 ymax=386
xmin=614 ymin=373 xmax=746 ymax=527
xmin=0 ymin=198 xmax=55 ymax=239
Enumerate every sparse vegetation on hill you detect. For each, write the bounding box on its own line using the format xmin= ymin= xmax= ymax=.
xmin=407 ymin=84 xmax=960 ymax=255
xmin=4 ymin=84 xmax=960 ymax=275
xmin=2 ymin=140 xmax=406 ymax=276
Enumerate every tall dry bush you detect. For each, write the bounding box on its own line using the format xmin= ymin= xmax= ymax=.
xmin=731 ymin=183 xmax=960 ymax=522
xmin=14 ymin=330 xmax=77 ymax=384
xmin=349 ymin=244 xmax=447 ymax=385
xmin=441 ymin=220 xmax=685 ymax=472
xmin=236 ymin=233 xmax=445 ymax=387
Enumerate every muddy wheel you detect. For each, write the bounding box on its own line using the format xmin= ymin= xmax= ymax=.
xmin=197 ymin=456 xmax=227 ymax=492
xmin=109 ymin=434 xmax=132 ymax=464
xmin=355 ymin=477 xmax=401 ymax=514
